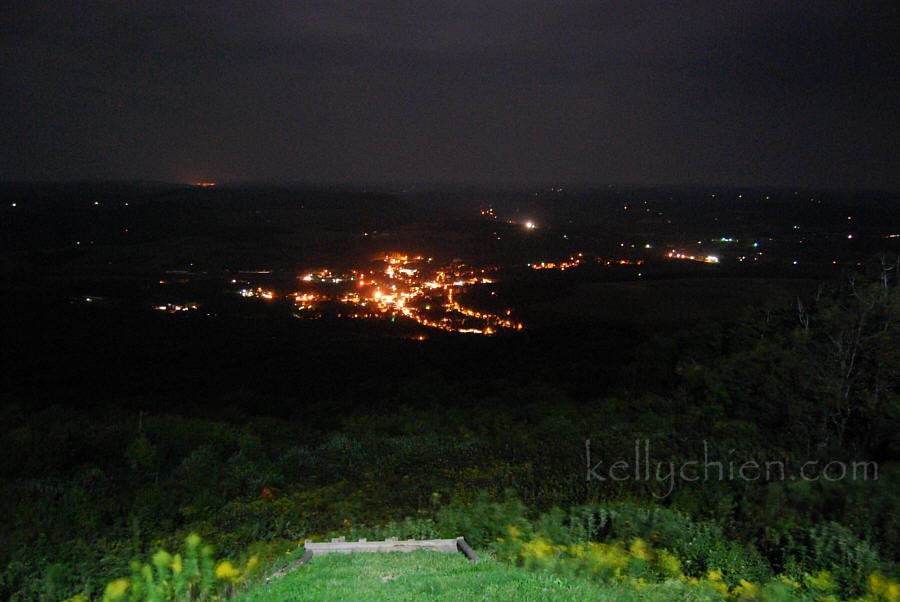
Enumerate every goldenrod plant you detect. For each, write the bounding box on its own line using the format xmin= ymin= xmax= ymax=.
xmin=497 ymin=525 xmax=900 ymax=602
xmin=100 ymin=534 xmax=259 ymax=602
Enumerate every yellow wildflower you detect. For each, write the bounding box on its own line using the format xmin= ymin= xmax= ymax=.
xmin=704 ymin=570 xmax=728 ymax=595
xmin=778 ymin=575 xmax=801 ymax=589
xmin=215 ymin=560 xmax=241 ymax=582
xmin=243 ymin=555 xmax=259 ymax=577
xmin=868 ymin=572 xmax=900 ymax=602
xmin=806 ymin=571 xmax=834 ymax=592
xmin=629 ymin=538 xmax=649 ymax=561
xmin=656 ymin=550 xmax=682 ymax=579
xmin=522 ymin=536 xmax=554 ymax=559
xmin=732 ymin=579 xmax=759 ymax=599
xmin=584 ymin=542 xmax=629 ymax=575
xmin=152 ymin=549 xmax=172 ymax=568
xmin=102 ymin=578 xmax=130 ymax=602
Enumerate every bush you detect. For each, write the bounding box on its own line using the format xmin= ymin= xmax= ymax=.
xmin=100 ymin=533 xmax=258 ymax=602
xmin=531 ymin=502 xmax=773 ymax=586
xmin=783 ymin=521 xmax=881 ymax=598
xmin=435 ymin=491 xmax=532 ymax=549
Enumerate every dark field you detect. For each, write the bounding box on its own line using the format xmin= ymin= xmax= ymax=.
xmin=1 ymin=183 xmax=898 ymax=601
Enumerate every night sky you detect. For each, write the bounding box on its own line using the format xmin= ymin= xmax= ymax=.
xmin=2 ymin=1 xmax=898 ymax=189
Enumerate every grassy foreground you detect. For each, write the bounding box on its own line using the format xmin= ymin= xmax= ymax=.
xmin=233 ymin=551 xmax=718 ymax=602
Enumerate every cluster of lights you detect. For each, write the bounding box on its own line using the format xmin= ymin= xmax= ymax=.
xmin=531 ymin=260 xmax=576 ymax=270
xmin=154 ymin=303 xmax=199 ymax=313
xmin=667 ymin=251 xmax=719 ymax=264
xmin=600 ymin=258 xmax=643 ymax=266
xmin=294 ymin=292 xmax=325 ymax=309
xmin=528 ymin=253 xmax=646 ymax=270
xmin=240 ymin=287 xmax=275 ymax=300
xmin=301 ymin=270 xmax=343 ymax=283
xmin=290 ymin=254 xmax=522 ymax=335
xmin=502 ymin=217 xmax=538 ymax=230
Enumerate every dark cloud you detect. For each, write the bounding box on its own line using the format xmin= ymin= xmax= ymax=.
xmin=1 ymin=1 xmax=897 ymax=188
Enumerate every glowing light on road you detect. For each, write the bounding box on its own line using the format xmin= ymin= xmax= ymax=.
xmin=217 ymin=253 xmax=525 ymax=335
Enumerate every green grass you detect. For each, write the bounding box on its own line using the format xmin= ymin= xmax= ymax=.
xmin=234 ymin=551 xmax=723 ymax=602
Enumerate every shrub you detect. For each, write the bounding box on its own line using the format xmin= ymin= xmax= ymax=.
xmin=100 ymin=533 xmax=256 ymax=602
xmin=783 ymin=521 xmax=881 ymax=597
xmin=435 ymin=490 xmax=532 ymax=549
